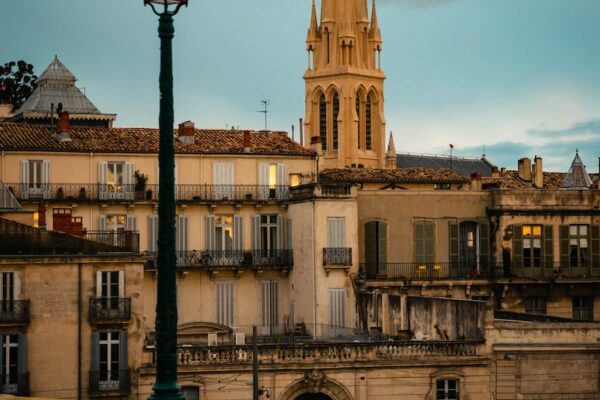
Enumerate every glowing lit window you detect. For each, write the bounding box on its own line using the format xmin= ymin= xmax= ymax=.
xmin=215 ymin=215 xmax=233 ymax=252
xmin=33 ymin=212 xmax=39 ymax=228
xmin=289 ymin=174 xmax=301 ymax=187
xmin=269 ymin=164 xmax=277 ymax=189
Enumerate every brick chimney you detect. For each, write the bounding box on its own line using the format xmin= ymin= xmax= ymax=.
xmin=54 ymin=111 xmax=72 ymax=143
xmin=243 ymin=130 xmax=252 ymax=153
xmin=470 ymin=172 xmax=482 ymax=190
xmin=491 ymin=166 xmax=500 ymax=178
xmin=533 ymin=156 xmax=544 ymax=188
xmin=517 ymin=157 xmax=532 ymax=182
xmin=177 ymin=120 xmax=196 ymax=144
xmin=310 ymin=136 xmax=322 ymax=156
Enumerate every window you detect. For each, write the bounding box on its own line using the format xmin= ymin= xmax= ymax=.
xmin=332 ymin=92 xmax=339 ymax=150
xmin=181 ymin=387 xmax=200 ymax=400
xmin=435 ymin=183 xmax=451 ymax=190
xmin=414 ymin=221 xmax=435 ymax=264
xmin=260 ymin=280 xmax=279 ymax=335
xmin=97 ymin=271 xmax=123 ymax=309
xmin=525 ymin=297 xmax=546 ymax=315
xmin=356 ymin=96 xmax=361 ymax=149
xmin=28 ymin=160 xmax=43 ymax=190
xmin=319 ymin=93 xmax=327 ymax=150
xmin=569 ymin=225 xmax=589 ymax=267
xmin=258 ymin=163 xmax=287 ymax=200
xmin=365 ymin=95 xmax=373 ymax=150
xmin=107 ymin=162 xmax=124 ymax=193
xmin=1 ymin=335 xmax=18 ymax=391
xmin=289 ymin=173 xmax=302 ymax=187
xmin=364 ymin=221 xmax=387 ymax=276
xmin=216 ymin=282 xmax=234 ymax=326
xmin=260 ymin=215 xmax=279 ymax=256
xmin=436 ymin=379 xmax=459 ymax=400
xmin=522 ymin=225 xmax=542 ymax=268
xmin=215 ymin=216 xmax=233 ymax=252
xmin=1 ymin=272 xmax=16 ymax=303
xmin=573 ymin=296 xmax=593 ymax=321
xmin=20 ymin=160 xmax=49 ymax=199
xmin=329 ymin=288 xmax=347 ymax=329
xmin=213 ymin=162 xmax=234 ymax=199
xmin=98 ymin=161 xmax=133 ymax=200
xmin=91 ymin=332 xmax=127 ymax=392
xmin=327 ymin=217 xmax=346 ymax=248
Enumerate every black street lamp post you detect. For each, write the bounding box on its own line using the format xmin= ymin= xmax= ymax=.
xmin=144 ymin=1 xmax=187 ymax=400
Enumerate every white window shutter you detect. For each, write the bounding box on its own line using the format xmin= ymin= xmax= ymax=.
xmin=20 ymin=160 xmax=29 ymax=199
xmin=42 ymin=160 xmax=50 ymax=199
xmin=126 ymin=215 xmax=137 ymax=232
xmin=205 ymin=215 xmax=215 ymax=251
xmin=252 ymin=215 xmax=261 ymax=250
xmin=118 ymin=270 xmax=125 ymax=298
xmin=327 ymin=218 xmax=335 ymax=247
xmin=148 ymin=215 xmax=158 ymax=252
xmin=14 ymin=272 xmax=21 ymax=301
xmin=176 ymin=215 xmax=188 ymax=253
xmin=99 ymin=215 xmax=107 ymax=232
xmin=124 ymin=162 xmax=134 ymax=186
xmin=329 ymin=288 xmax=347 ymax=327
xmin=233 ymin=215 xmax=243 ymax=251
xmin=261 ymin=281 xmax=270 ymax=328
xmin=276 ymin=164 xmax=287 ymax=199
xmin=98 ymin=162 xmax=107 ymax=199
xmin=258 ymin=164 xmax=269 ymax=200
xmin=96 ymin=270 xmax=103 ymax=298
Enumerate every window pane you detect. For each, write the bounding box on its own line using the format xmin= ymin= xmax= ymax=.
xmin=580 ymin=225 xmax=588 ymax=235
xmin=570 ymin=225 xmax=578 ymax=235
xmin=533 ymin=226 xmax=542 ymax=236
xmin=523 ymin=226 xmax=531 ymax=236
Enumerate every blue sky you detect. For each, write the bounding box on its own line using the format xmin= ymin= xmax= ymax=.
xmin=1 ymin=0 xmax=599 ymax=171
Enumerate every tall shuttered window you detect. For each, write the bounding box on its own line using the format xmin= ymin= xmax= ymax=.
xmin=329 ymin=288 xmax=346 ymax=329
xmin=414 ymin=221 xmax=435 ymax=264
xmin=319 ymin=93 xmax=327 ymax=150
xmin=260 ymin=280 xmax=279 ymax=335
xmin=332 ymin=92 xmax=339 ymax=150
xmin=216 ymin=282 xmax=234 ymax=327
xmin=569 ymin=225 xmax=589 ymax=267
xmin=365 ymin=95 xmax=373 ymax=150
xmin=91 ymin=331 xmax=127 ymax=391
xmin=364 ymin=221 xmax=387 ymax=276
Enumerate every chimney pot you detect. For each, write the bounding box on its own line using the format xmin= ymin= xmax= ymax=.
xmin=57 ymin=111 xmax=70 ymax=133
xmin=243 ymin=130 xmax=252 ymax=151
xmin=491 ymin=166 xmax=500 ymax=178
xmin=310 ymin=136 xmax=322 ymax=156
xmin=177 ymin=121 xmax=196 ymax=144
xmin=533 ymin=156 xmax=544 ymax=189
xmin=517 ymin=157 xmax=532 ymax=182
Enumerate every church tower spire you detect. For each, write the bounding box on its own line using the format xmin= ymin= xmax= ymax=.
xmin=304 ymin=0 xmax=387 ymax=169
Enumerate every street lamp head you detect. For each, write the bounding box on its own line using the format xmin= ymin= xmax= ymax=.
xmin=144 ymin=0 xmax=188 ymax=16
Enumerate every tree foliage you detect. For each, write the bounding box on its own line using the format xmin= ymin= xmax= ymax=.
xmin=0 ymin=60 xmax=38 ymax=111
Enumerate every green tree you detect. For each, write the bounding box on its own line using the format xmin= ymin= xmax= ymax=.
xmin=0 ymin=60 xmax=37 ymax=111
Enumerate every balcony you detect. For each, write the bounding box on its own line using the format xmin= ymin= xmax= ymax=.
xmin=0 ymin=300 xmax=30 ymax=324
xmin=82 ymin=231 xmax=139 ymax=253
xmin=323 ymin=248 xmax=352 ymax=266
xmin=0 ymin=373 xmax=29 ymax=396
xmin=145 ymin=250 xmax=293 ymax=271
xmin=89 ymin=298 xmax=131 ymax=323
xmin=88 ymin=369 xmax=130 ymax=395
xmin=289 ymin=183 xmax=355 ymax=200
xmin=5 ymin=183 xmax=290 ymax=203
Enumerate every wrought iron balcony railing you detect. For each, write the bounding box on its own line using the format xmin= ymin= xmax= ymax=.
xmin=0 ymin=300 xmax=30 ymax=324
xmin=4 ymin=183 xmax=290 ymax=203
xmin=82 ymin=231 xmax=139 ymax=253
xmin=360 ymin=262 xmax=600 ymax=281
xmin=145 ymin=249 xmax=293 ymax=269
xmin=323 ymin=248 xmax=352 ymax=266
xmin=289 ymin=183 xmax=354 ymax=200
xmin=88 ymin=298 xmax=131 ymax=323
xmin=0 ymin=373 xmax=29 ymax=396
xmin=88 ymin=369 xmax=130 ymax=395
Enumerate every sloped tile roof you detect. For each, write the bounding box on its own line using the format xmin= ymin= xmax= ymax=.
xmin=481 ymin=170 xmax=566 ymax=190
xmin=0 ymin=123 xmax=314 ymax=156
xmin=562 ymin=152 xmax=593 ymax=189
xmin=320 ymin=167 xmax=469 ymax=183
xmin=396 ymin=153 xmax=495 ymax=177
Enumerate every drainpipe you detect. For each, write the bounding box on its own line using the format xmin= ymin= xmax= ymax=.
xmin=78 ymin=262 xmax=83 ymax=400
xmin=312 ymin=200 xmax=318 ymax=328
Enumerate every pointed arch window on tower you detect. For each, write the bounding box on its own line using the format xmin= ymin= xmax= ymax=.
xmin=356 ymin=96 xmax=361 ymax=150
xmin=332 ymin=92 xmax=340 ymax=150
xmin=324 ymin=29 xmax=330 ymax=65
xmin=319 ymin=93 xmax=327 ymax=150
xmin=366 ymin=94 xmax=373 ymax=150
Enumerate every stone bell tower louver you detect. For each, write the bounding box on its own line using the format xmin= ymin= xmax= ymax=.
xmin=304 ymin=0 xmax=386 ymax=169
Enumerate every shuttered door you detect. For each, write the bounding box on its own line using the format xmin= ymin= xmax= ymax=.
xmin=20 ymin=160 xmax=29 ymax=199
xmin=276 ymin=164 xmax=287 ymax=199
xmin=214 ymin=163 xmax=234 ymax=199
xmin=329 ymin=288 xmax=346 ymax=328
xmin=233 ymin=215 xmax=243 ymax=252
xmin=544 ymin=225 xmax=554 ymax=271
xmin=559 ymin=225 xmax=569 ymax=269
xmin=258 ymin=163 xmax=270 ymax=200
xmin=216 ymin=282 xmax=234 ymax=326
xmin=479 ymin=222 xmax=490 ymax=270
xmin=513 ymin=225 xmax=523 ymax=268
xmin=176 ymin=216 xmax=188 ymax=254
xmin=42 ymin=160 xmax=50 ymax=199
xmin=414 ymin=223 xmax=424 ymax=264
xmin=98 ymin=162 xmax=108 ymax=200
xmin=449 ymin=222 xmax=459 ymax=269
xmin=205 ymin=216 xmax=215 ymax=251
xmin=424 ymin=222 xmax=435 ymax=263
xmin=327 ymin=218 xmax=346 ymax=247
xmin=260 ymin=281 xmax=279 ymax=334
xmin=591 ymin=225 xmax=600 ymax=271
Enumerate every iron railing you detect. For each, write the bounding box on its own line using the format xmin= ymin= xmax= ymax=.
xmin=323 ymin=248 xmax=352 ymax=266
xmin=289 ymin=183 xmax=354 ymax=200
xmin=82 ymin=231 xmax=139 ymax=253
xmin=494 ymin=310 xmax=584 ymax=323
xmin=360 ymin=262 xmax=600 ymax=281
xmin=0 ymin=373 xmax=29 ymax=396
xmin=0 ymin=300 xmax=30 ymax=324
xmin=145 ymin=249 xmax=293 ymax=269
xmin=4 ymin=183 xmax=290 ymax=203
xmin=88 ymin=369 xmax=130 ymax=395
xmin=88 ymin=298 xmax=131 ymax=322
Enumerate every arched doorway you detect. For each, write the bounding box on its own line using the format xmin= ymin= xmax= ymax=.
xmin=295 ymin=394 xmax=333 ymax=400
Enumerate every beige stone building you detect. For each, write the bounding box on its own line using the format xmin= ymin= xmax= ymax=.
xmin=1 ymin=0 xmax=600 ymax=399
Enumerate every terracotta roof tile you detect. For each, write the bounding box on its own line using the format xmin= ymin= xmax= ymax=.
xmin=320 ymin=168 xmax=469 ymax=183
xmin=0 ymin=123 xmax=314 ymax=156
xmin=482 ymin=170 xmax=566 ymax=190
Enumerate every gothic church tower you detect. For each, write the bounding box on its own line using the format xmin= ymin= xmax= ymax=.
xmin=304 ymin=0 xmax=386 ymax=169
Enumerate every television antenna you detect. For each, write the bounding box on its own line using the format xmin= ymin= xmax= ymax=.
xmin=256 ymin=99 xmax=269 ymax=131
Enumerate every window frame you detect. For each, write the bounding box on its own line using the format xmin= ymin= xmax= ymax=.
xmin=522 ymin=225 xmax=543 ymax=268
xmin=524 ymin=296 xmax=547 ymax=315
xmin=572 ymin=296 xmax=593 ymax=321
xmin=569 ymin=224 xmax=589 ymax=268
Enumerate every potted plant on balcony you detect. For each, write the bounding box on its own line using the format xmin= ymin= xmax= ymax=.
xmin=134 ymin=170 xmax=148 ymax=201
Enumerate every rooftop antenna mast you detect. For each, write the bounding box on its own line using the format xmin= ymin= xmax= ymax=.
xmin=256 ymin=99 xmax=269 ymax=131
xmin=449 ymin=144 xmax=454 ymax=171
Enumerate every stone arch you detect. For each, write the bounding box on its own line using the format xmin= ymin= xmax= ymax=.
xmin=278 ymin=370 xmax=353 ymax=400
xmin=325 ymin=84 xmax=342 ymax=102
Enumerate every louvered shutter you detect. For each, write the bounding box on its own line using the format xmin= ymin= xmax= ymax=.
xmin=364 ymin=222 xmax=377 ymax=275
xmin=414 ymin=223 xmax=424 ymax=263
xmin=118 ymin=270 xmax=125 ymax=298
xmin=591 ymin=225 xmax=600 ymax=270
xmin=276 ymin=214 xmax=284 ymax=250
xmin=513 ymin=225 xmax=523 ymax=268
xmin=260 ymin=281 xmax=280 ymax=333
xmin=148 ymin=215 xmax=158 ymax=252
xmin=124 ymin=162 xmax=134 ymax=199
xmin=205 ymin=215 xmax=215 ymax=251
xmin=329 ymin=289 xmax=346 ymax=328
xmin=42 ymin=160 xmax=50 ymax=199
xmin=96 ymin=270 xmax=103 ymax=298
xmin=98 ymin=162 xmax=108 ymax=199
xmin=99 ymin=215 xmax=107 ymax=232
xmin=544 ymin=225 xmax=554 ymax=270
xmin=258 ymin=163 xmax=270 ymax=200
xmin=176 ymin=215 xmax=188 ymax=253
xmin=479 ymin=222 xmax=490 ymax=269
xmin=18 ymin=334 xmax=27 ymax=375
xmin=251 ymin=215 xmax=261 ymax=251
xmin=126 ymin=215 xmax=137 ymax=232
xmin=13 ymin=272 xmax=21 ymax=301
xmin=20 ymin=160 xmax=29 ymax=199
xmin=216 ymin=282 xmax=234 ymax=326
xmin=425 ymin=222 xmax=435 ymax=263
xmin=91 ymin=332 xmax=100 ymax=372
xmin=449 ymin=222 xmax=459 ymax=269
xmin=119 ymin=331 xmax=128 ymax=371
xmin=377 ymin=222 xmax=387 ymax=267
xmin=327 ymin=218 xmax=346 ymax=248
xmin=233 ymin=215 xmax=243 ymax=251
xmin=276 ymin=164 xmax=287 ymax=199
xmin=559 ymin=225 xmax=569 ymax=269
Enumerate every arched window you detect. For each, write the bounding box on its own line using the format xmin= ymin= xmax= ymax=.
xmin=364 ymin=221 xmax=387 ymax=277
xmin=365 ymin=94 xmax=373 ymax=150
xmin=319 ymin=93 xmax=327 ymax=150
xmin=324 ymin=28 xmax=330 ymax=64
xmin=332 ymin=92 xmax=339 ymax=150
xmin=356 ymin=96 xmax=361 ymax=149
